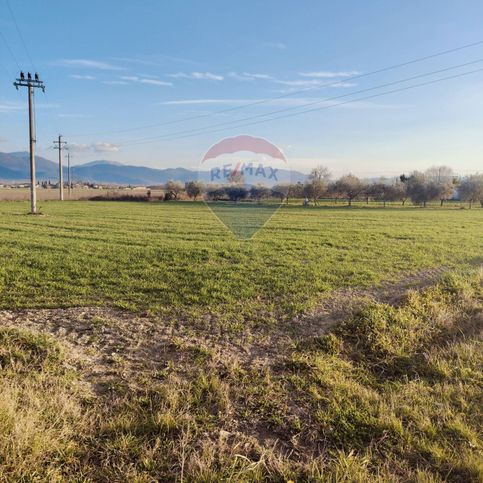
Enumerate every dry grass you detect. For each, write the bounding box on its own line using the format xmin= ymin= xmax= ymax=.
xmin=0 ymin=269 xmax=481 ymax=481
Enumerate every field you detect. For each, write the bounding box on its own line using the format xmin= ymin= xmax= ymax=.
xmin=0 ymin=187 xmax=162 ymax=201
xmin=0 ymin=200 xmax=482 ymax=481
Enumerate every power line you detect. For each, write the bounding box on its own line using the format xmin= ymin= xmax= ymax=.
xmin=69 ymin=39 xmax=483 ymax=138
xmin=5 ymin=0 xmax=36 ymax=71
xmin=120 ymin=59 xmax=483 ymax=146
xmin=122 ymin=66 xmax=483 ymax=146
xmin=0 ymin=29 xmax=21 ymax=71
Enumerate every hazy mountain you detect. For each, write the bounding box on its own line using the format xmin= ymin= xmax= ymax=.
xmin=0 ymin=151 xmax=58 ymax=181
xmin=0 ymin=152 xmax=307 ymax=186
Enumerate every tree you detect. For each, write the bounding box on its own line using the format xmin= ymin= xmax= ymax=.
xmin=368 ymin=179 xmax=401 ymax=207
xmin=225 ymin=185 xmax=248 ymax=202
xmin=304 ymin=165 xmax=331 ymax=205
xmin=333 ymin=174 xmax=364 ymax=206
xmin=406 ymin=171 xmax=440 ymax=207
xmin=185 ymin=181 xmax=204 ymax=200
xmin=425 ymin=166 xmax=456 ymax=206
xmin=458 ymin=174 xmax=483 ymax=208
xmin=206 ymin=185 xmax=226 ymax=201
xmin=272 ymin=183 xmax=290 ymax=203
xmin=250 ymin=184 xmax=271 ymax=203
xmin=165 ymin=180 xmax=184 ymax=200
xmin=393 ymin=179 xmax=409 ymax=205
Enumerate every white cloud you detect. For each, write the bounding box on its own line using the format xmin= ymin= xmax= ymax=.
xmin=68 ymin=142 xmax=120 ymax=153
xmin=168 ymin=71 xmax=224 ymax=81
xmin=56 ymin=59 xmax=123 ymax=70
xmin=299 ymin=70 xmax=360 ymax=78
xmin=70 ymin=74 xmax=96 ymax=80
xmin=120 ymin=75 xmax=172 ymax=86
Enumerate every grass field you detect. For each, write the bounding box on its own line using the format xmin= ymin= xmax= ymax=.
xmin=0 ymin=200 xmax=481 ymax=481
xmin=0 ymin=201 xmax=481 ymax=322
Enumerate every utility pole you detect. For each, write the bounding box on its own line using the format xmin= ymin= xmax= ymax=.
xmin=13 ymin=72 xmax=45 ymax=214
xmin=53 ymin=135 xmax=67 ymax=200
xmin=67 ymin=152 xmax=72 ymax=197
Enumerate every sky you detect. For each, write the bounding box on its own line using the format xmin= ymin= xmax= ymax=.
xmin=1 ymin=0 xmax=483 ymax=176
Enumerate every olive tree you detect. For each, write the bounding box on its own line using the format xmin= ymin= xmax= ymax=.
xmin=164 ymin=180 xmax=184 ymax=200
xmin=185 ymin=181 xmax=204 ymax=200
xmin=405 ymin=171 xmax=442 ymax=207
xmin=250 ymin=185 xmax=272 ymax=203
xmin=226 ymin=185 xmax=248 ymax=202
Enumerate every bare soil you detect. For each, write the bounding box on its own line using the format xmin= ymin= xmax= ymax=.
xmin=0 ymin=268 xmax=448 ymax=395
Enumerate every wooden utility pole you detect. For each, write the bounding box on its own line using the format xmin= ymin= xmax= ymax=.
xmin=13 ymin=72 xmax=45 ymax=214
xmin=53 ymin=135 xmax=67 ymax=200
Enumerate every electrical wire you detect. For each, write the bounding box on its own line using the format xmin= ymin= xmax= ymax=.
xmin=5 ymin=0 xmax=36 ymax=71
xmin=119 ymin=59 xmax=483 ymax=146
xmin=122 ymin=66 xmax=483 ymax=146
xmin=69 ymin=40 xmax=483 ymax=138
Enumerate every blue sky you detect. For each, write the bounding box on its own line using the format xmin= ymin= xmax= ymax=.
xmin=1 ymin=0 xmax=483 ymax=175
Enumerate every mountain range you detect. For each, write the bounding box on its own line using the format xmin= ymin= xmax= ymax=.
xmin=0 ymin=152 xmax=306 ymax=186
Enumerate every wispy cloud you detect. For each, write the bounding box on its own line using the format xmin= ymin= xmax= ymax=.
xmin=158 ymin=98 xmax=402 ymax=110
xmin=0 ymin=101 xmax=59 ymax=112
xmin=159 ymin=98 xmax=325 ymax=107
xmin=112 ymin=54 xmax=201 ymax=67
xmin=102 ymin=80 xmax=129 ymax=85
xmin=0 ymin=101 xmax=24 ymax=113
xmin=120 ymin=75 xmax=172 ymax=86
xmin=68 ymin=142 xmax=120 ymax=153
xmin=228 ymin=72 xmax=273 ymax=81
xmin=299 ymin=70 xmax=360 ymax=78
xmin=263 ymin=41 xmax=287 ymax=50
xmin=70 ymin=74 xmax=96 ymax=80
xmin=168 ymin=71 xmax=224 ymax=81
xmin=58 ymin=113 xmax=92 ymax=119
xmin=56 ymin=59 xmax=123 ymax=70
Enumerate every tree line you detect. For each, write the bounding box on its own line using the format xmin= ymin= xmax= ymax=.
xmin=161 ymin=166 xmax=483 ymax=208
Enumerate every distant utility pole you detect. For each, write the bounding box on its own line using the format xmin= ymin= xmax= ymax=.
xmin=67 ymin=152 xmax=72 ymax=197
xmin=13 ymin=72 xmax=45 ymax=214
xmin=53 ymin=135 xmax=67 ymax=200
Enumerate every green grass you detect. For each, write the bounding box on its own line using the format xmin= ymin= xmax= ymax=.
xmin=0 ymin=201 xmax=481 ymax=326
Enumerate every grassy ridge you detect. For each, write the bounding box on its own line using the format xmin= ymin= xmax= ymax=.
xmin=0 ymin=201 xmax=481 ymax=326
xmin=0 ymin=270 xmax=481 ymax=481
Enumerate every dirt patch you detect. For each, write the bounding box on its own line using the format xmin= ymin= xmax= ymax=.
xmin=0 ymin=268 xmax=449 ymax=395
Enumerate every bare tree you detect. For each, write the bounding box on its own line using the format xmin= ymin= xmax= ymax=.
xmin=367 ymin=179 xmax=400 ymax=207
xmin=425 ymin=166 xmax=456 ymax=206
xmin=394 ymin=179 xmax=409 ymax=205
xmin=303 ymin=165 xmax=331 ymax=205
xmin=333 ymin=174 xmax=364 ymax=206
xmin=458 ymin=174 xmax=483 ymax=208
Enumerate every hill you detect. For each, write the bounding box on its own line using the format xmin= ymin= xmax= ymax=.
xmin=0 ymin=152 xmax=306 ymax=186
